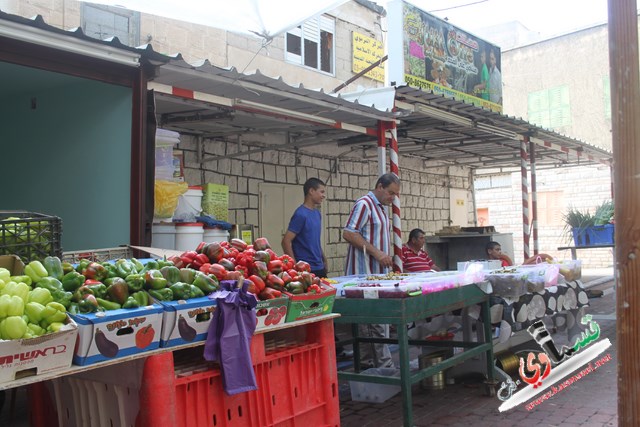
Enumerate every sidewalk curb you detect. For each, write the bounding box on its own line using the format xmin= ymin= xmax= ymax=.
xmin=583 ymin=276 xmax=615 ymax=289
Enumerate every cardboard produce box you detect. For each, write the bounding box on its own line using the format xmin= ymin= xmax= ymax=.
xmin=284 ymin=284 xmax=336 ymax=323
xmin=71 ymin=305 xmax=164 ymax=366
xmin=157 ymin=296 xmax=217 ymax=348
xmin=255 ymin=296 xmax=288 ymax=330
xmin=0 ymin=316 xmax=78 ymax=384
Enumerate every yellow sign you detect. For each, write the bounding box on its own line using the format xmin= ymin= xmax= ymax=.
xmin=352 ymin=32 xmax=385 ymax=83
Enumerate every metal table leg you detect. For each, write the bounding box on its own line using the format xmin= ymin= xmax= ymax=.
xmin=397 ymin=320 xmax=413 ymax=427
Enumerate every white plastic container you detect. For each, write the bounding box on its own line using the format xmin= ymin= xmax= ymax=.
xmin=203 ymin=227 xmax=230 ymax=243
xmin=174 ymin=222 xmax=204 ymax=252
xmin=155 ymin=129 xmax=180 ymax=180
xmin=173 ymin=186 xmax=203 ymax=222
xmin=151 ymin=223 xmax=176 ymax=250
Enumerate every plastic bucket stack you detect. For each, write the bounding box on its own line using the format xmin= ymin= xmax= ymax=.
xmin=175 ymin=223 xmax=204 ymax=251
xmin=203 ymin=227 xmax=230 ymax=243
xmin=174 ymin=186 xmax=203 ymax=222
xmin=151 ymin=223 xmax=176 ymax=250
xmin=155 ymin=129 xmax=180 ymax=181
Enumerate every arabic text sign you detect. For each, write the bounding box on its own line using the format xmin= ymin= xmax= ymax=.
xmin=352 ymin=32 xmax=385 ymax=83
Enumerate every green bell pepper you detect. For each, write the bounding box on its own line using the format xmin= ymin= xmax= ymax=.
xmin=10 ymin=275 xmax=32 ymax=286
xmin=25 ymin=260 xmax=49 ymax=283
xmin=68 ymin=303 xmax=80 ymax=315
xmin=144 ymin=270 xmax=168 ymax=290
xmin=40 ymin=302 xmax=67 ymax=327
xmin=84 ymin=281 xmax=107 ymax=299
xmin=76 ymin=259 xmax=91 ymax=274
xmin=122 ymin=296 xmax=139 ymax=309
xmin=35 ymin=277 xmax=64 ymax=294
xmin=124 ymin=274 xmax=145 ymax=293
xmin=192 ymin=272 xmax=219 ymax=294
xmin=25 ymin=302 xmax=46 ymax=323
xmin=43 ymin=256 xmax=64 ymax=280
xmin=62 ymin=271 xmax=86 ymax=292
xmin=73 ymin=285 xmax=94 ymax=302
xmin=169 ymin=282 xmax=204 ymax=300
xmin=62 ymin=262 xmax=75 ymax=275
xmin=83 ymin=262 xmax=109 ymax=281
xmin=2 ymin=281 xmax=31 ymax=303
xmin=115 ymin=259 xmax=137 ymax=278
xmin=28 ymin=287 xmax=54 ymax=306
xmin=78 ymin=294 xmax=99 ymax=313
xmin=101 ymin=262 xmax=119 ymax=279
xmin=51 ymin=289 xmax=73 ymax=309
xmin=179 ymin=268 xmax=198 ymax=285
xmin=160 ymin=266 xmax=182 ymax=285
xmin=105 ymin=278 xmax=129 ymax=305
xmin=0 ymin=316 xmax=28 ymax=340
xmin=132 ymin=290 xmax=149 ymax=307
xmin=157 ymin=256 xmax=174 ymax=269
xmin=96 ymin=297 xmax=122 ymax=311
xmin=148 ymin=288 xmax=173 ymax=301
xmin=130 ymin=258 xmax=145 ymax=273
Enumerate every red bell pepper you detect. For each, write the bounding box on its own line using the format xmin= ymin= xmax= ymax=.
xmin=254 ymin=251 xmax=270 ymax=263
xmin=235 ymin=265 xmax=249 ymax=277
xmin=279 ymin=271 xmax=293 ymax=284
xmin=267 ymin=259 xmax=283 ymax=274
xmin=295 ymin=260 xmax=311 ymax=273
xmin=248 ymin=275 xmax=266 ymax=293
xmin=199 ymin=263 xmax=211 ymax=273
xmin=203 ymin=243 xmax=223 ymax=263
xmin=191 ymin=253 xmax=209 ymax=269
xmin=259 ymin=287 xmax=282 ymax=300
xmin=230 ymin=238 xmax=248 ymax=252
xmin=251 ymin=261 xmax=269 ymax=280
xmin=208 ymin=264 xmax=228 ymax=280
xmin=219 ymin=258 xmax=235 ymax=271
xmin=266 ymin=249 xmax=279 ymax=262
xmin=308 ymin=284 xmax=322 ymax=294
xmin=266 ymin=273 xmax=285 ymax=290
xmin=280 ymin=255 xmax=294 ymax=271
xmin=224 ymin=271 xmax=243 ymax=281
xmin=195 ymin=241 xmax=207 ymax=254
xmin=253 ymin=237 xmax=271 ymax=251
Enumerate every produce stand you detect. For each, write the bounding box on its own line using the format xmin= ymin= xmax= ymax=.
xmin=4 ymin=314 xmax=340 ymax=426
xmin=333 ymin=285 xmax=495 ymax=427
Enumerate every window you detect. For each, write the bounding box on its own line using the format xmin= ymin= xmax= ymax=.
xmin=285 ymin=16 xmax=335 ymax=74
xmin=81 ymin=4 xmax=140 ymax=47
xmin=529 ymin=191 xmax=564 ymax=227
xmin=527 ymin=85 xmax=571 ymax=130
xmin=474 ymin=174 xmax=511 ymax=190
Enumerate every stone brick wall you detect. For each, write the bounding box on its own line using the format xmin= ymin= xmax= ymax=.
xmin=179 ymin=134 xmax=473 ymax=275
xmin=475 ymin=165 xmax=614 ymax=269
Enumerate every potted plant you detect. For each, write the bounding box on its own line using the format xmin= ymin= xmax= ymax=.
xmin=562 ymin=200 xmax=614 ymax=246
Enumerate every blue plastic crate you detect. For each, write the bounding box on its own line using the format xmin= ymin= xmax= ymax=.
xmin=588 ymin=224 xmax=614 ymax=245
xmin=571 ymin=227 xmax=590 ymax=246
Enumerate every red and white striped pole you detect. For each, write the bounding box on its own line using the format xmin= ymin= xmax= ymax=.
xmin=520 ymin=139 xmax=531 ymax=261
xmin=388 ymin=124 xmax=403 ymax=272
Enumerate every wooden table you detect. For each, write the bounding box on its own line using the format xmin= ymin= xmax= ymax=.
xmin=333 ymin=285 xmax=495 ymax=427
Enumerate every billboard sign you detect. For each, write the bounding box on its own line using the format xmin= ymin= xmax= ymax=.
xmin=388 ymin=1 xmax=503 ymax=112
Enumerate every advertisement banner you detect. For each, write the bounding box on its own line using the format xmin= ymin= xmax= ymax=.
xmin=400 ymin=1 xmax=502 ymax=112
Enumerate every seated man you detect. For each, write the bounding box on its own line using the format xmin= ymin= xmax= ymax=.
xmin=485 ymin=241 xmax=513 ymax=267
xmin=402 ymin=228 xmax=440 ymax=272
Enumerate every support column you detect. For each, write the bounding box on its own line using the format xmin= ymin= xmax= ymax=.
xmin=528 ymin=137 xmax=538 ymax=256
xmin=520 ymin=140 xmax=530 ymax=261
xmin=608 ymin=0 xmax=640 ymax=423
xmin=388 ymin=125 xmax=403 ymax=272
xmin=377 ymin=122 xmax=386 ymax=177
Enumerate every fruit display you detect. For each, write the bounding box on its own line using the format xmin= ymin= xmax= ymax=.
xmin=167 ymin=237 xmax=328 ymax=301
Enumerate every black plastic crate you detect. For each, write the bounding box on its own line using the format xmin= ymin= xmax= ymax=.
xmin=0 ymin=211 xmax=62 ymax=262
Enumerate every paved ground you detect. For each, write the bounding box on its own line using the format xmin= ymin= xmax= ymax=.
xmin=0 ymin=271 xmax=617 ymax=426
xmin=339 ymin=274 xmax=618 ymax=427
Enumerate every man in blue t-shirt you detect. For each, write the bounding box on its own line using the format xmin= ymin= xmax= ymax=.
xmin=281 ymin=178 xmax=327 ymax=277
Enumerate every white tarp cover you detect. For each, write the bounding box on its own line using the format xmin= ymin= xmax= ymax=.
xmin=83 ymin=0 xmax=349 ymax=39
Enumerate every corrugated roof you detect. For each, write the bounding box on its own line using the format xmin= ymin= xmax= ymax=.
xmin=0 ymin=10 xmax=612 ymax=170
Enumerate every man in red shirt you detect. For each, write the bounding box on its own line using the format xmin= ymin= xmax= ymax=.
xmin=402 ymin=229 xmax=440 ymax=272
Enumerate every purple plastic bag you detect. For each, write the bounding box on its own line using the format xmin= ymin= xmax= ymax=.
xmin=203 ymin=279 xmax=258 ymax=395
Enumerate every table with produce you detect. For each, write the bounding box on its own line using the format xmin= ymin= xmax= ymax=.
xmin=0 ymin=217 xmax=340 ymax=426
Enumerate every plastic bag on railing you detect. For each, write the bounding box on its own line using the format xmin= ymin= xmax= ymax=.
xmin=154 ymin=180 xmax=188 ymax=219
xmin=203 ymin=279 xmax=258 ymax=395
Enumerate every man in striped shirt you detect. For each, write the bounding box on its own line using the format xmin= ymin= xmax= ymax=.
xmin=402 ymin=228 xmax=440 ymax=272
xmin=343 ymin=173 xmax=400 ymax=368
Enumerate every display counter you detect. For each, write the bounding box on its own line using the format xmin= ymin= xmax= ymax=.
xmin=333 ymin=285 xmax=495 ymax=427
xmin=426 ymin=232 xmax=513 ymax=270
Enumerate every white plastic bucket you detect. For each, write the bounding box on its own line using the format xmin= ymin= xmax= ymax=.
xmin=175 ymin=222 xmax=204 ymax=252
xmin=203 ymin=227 xmax=230 ymax=243
xmin=173 ymin=186 xmax=203 ymax=222
xmin=151 ymin=223 xmax=176 ymax=250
